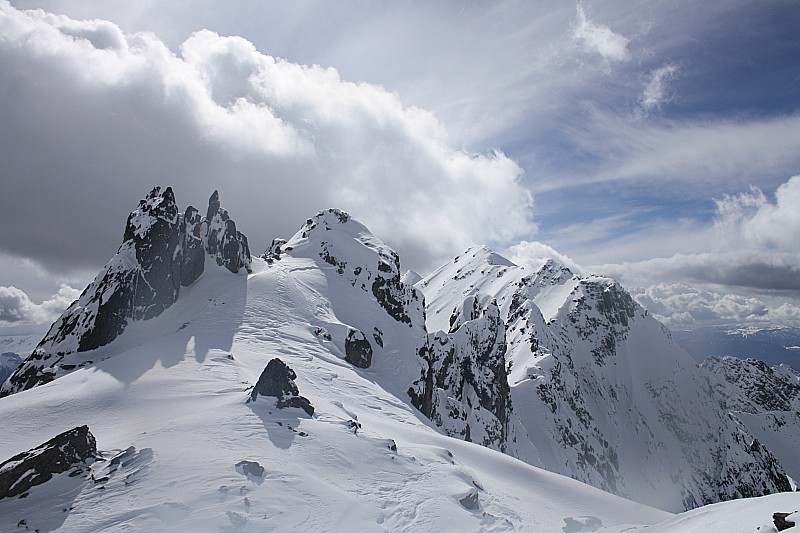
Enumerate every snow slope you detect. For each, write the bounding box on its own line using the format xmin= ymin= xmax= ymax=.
xmin=0 ymin=245 xmax=670 ymax=532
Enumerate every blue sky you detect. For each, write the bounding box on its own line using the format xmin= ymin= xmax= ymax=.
xmin=1 ymin=0 xmax=799 ymax=331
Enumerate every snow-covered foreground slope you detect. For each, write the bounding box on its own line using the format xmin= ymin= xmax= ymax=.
xmin=0 ymin=254 xmax=672 ymax=532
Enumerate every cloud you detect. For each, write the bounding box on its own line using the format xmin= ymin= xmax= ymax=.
xmin=545 ymin=109 xmax=800 ymax=195
xmin=0 ymin=285 xmax=80 ymax=325
xmin=630 ymin=282 xmax=783 ymax=329
xmin=0 ymin=2 xmax=535 ymax=277
xmin=588 ymin=174 xmax=800 ymax=329
xmin=638 ymin=63 xmax=678 ymax=115
xmin=714 ymin=175 xmax=800 ymax=251
xmin=505 ymin=240 xmax=585 ymax=274
xmin=573 ymin=4 xmax=630 ymax=63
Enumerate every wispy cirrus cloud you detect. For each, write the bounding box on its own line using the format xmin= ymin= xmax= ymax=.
xmin=573 ymin=3 xmax=630 ymax=63
xmin=638 ymin=63 xmax=679 ymax=115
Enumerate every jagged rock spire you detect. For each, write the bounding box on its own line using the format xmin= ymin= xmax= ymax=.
xmin=0 ymin=187 xmax=252 ymax=397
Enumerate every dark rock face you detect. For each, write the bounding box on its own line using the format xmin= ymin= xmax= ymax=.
xmin=249 ymin=358 xmax=314 ymax=416
xmin=409 ymin=297 xmax=513 ymax=453
xmin=344 ymin=329 xmax=373 ymax=368
xmin=1 ymin=188 xmax=252 ymax=397
xmin=774 ymin=512 xmax=796 ymax=531
xmin=0 ymin=426 xmax=97 ymax=499
xmin=702 ymin=356 xmax=800 ymax=414
xmin=205 ymin=190 xmax=252 ymax=274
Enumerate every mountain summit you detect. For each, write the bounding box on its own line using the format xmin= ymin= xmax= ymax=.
xmin=0 ymin=188 xmax=250 ymax=396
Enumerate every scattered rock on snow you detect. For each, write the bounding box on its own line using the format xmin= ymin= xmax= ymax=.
xmin=774 ymin=512 xmax=797 ymax=531
xmin=0 ymin=425 xmax=97 ymax=499
xmin=459 ymin=490 xmax=480 ymax=510
xmin=235 ymin=460 xmax=265 ymax=481
xmin=344 ymin=329 xmax=373 ymax=368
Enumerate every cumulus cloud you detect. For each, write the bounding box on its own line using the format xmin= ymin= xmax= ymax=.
xmin=573 ymin=4 xmax=630 ymax=63
xmin=714 ymin=175 xmax=800 ymax=251
xmin=0 ymin=285 xmax=80 ymax=325
xmin=590 ymin=174 xmax=800 ymax=329
xmin=629 ymin=282 xmax=794 ymax=330
xmin=0 ymin=2 xmax=534 ymax=277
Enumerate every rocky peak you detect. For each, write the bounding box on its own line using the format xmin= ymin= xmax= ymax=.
xmin=0 ymin=187 xmax=252 ymax=397
xmin=0 ymin=425 xmax=97 ymax=499
xmin=273 ymin=208 xmax=423 ymax=328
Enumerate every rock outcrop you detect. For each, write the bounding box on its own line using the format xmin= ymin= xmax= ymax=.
xmin=0 ymin=187 xmax=251 ymax=397
xmin=409 ymin=296 xmax=514 ymax=453
xmin=0 ymin=425 xmax=97 ymax=499
xmin=249 ymin=358 xmax=314 ymax=417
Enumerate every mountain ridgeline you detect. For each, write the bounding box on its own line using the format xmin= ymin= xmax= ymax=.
xmin=1 ymin=187 xmax=795 ymax=513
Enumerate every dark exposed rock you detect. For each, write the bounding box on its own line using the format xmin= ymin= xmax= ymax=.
xmin=235 ymin=460 xmax=265 ymax=480
xmin=1 ymin=188 xmax=252 ymax=397
xmin=702 ymin=356 xmax=800 ymax=414
xmin=345 ymin=329 xmax=373 ymax=368
xmin=774 ymin=512 xmax=797 ymax=531
xmin=205 ymin=190 xmax=252 ymax=274
xmin=249 ymin=358 xmax=314 ymax=416
xmin=409 ymin=296 xmax=513 ymax=453
xmin=262 ymin=238 xmax=288 ymax=263
xmin=0 ymin=426 xmax=97 ymax=499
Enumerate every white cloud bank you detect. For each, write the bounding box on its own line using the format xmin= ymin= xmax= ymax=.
xmin=0 ymin=285 xmax=80 ymax=325
xmin=594 ymin=174 xmax=800 ymax=329
xmin=0 ymin=2 xmax=534 ymax=278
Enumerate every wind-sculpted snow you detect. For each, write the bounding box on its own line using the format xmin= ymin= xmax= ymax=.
xmin=418 ymin=247 xmax=793 ymax=511
xmin=0 ymin=187 xmax=251 ymax=397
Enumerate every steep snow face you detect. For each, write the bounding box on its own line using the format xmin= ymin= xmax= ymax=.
xmin=264 ymin=208 xmax=428 ymax=391
xmin=702 ymin=356 xmax=800 ymax=484
xmin=418 ymin=248 xmax=793 ymax=512
xmin=0 ymin=188 xmax=251 ymax=397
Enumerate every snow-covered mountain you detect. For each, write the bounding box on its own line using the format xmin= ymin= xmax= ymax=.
xmin=0 ymin=352 xmax=22 ymax=386
xmin=417 ymin=246 xmax=792 ymax=511
xmin=702 ymin=355 xmax=800 ymax=486
xmin=1 ymin=187 xmax=797 ymax=531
